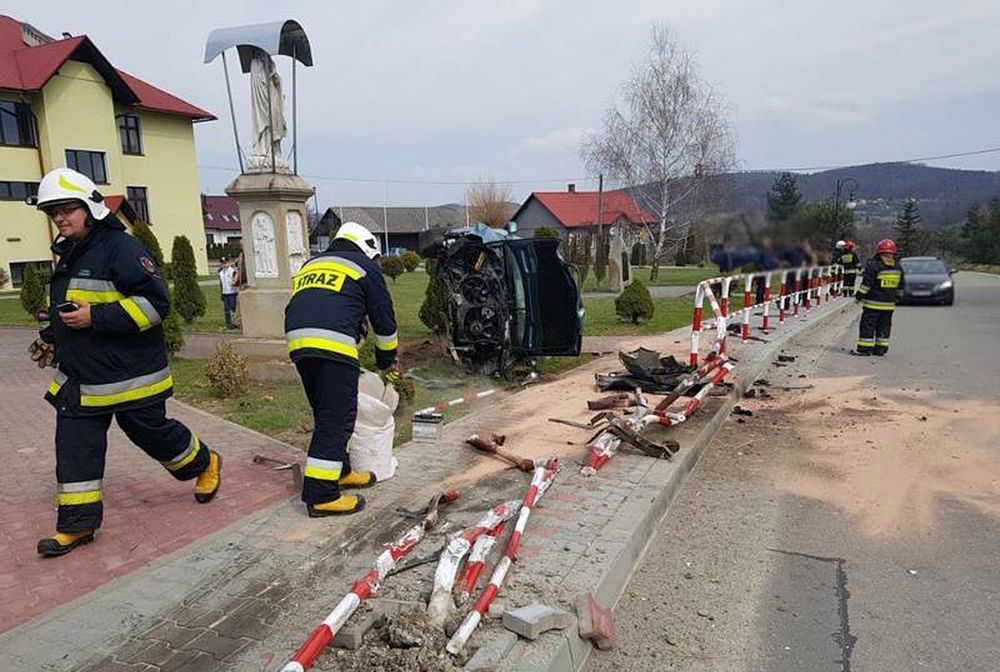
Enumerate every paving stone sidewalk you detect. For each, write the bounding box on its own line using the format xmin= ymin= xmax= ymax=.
xmin=0 ymin=296 xmax=848 ymax=672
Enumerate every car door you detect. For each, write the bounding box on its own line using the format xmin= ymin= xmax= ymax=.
xmin=504 ymin=238 xmax=583 ymax=356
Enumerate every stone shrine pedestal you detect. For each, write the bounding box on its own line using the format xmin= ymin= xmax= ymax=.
xmin=226 ymin=172 xmax=314 ymax=339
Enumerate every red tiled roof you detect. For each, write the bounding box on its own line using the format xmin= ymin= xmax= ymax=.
xmin=519 ymin=190 xmax=656 ymax=228
xmin=202 ymin=194 xmax=242 ymax=231
xmin=0 ymin=15 xmax=214 ymax=120
xmin=103 ymin=194 xmax=139 ymax=222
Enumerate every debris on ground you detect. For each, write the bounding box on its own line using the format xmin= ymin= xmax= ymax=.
xmin=577 ymin=592 xmax=617 ymax=650
xmin=502 ymin=602 xmax=574 ymax=640
xmin=732 ymin=406 xmax=754 ymax=417
xmin=777 ymin=354 xmax=797 ymax=362
xmin=323 ymin=610 xmax=468 ymax=672
xmin=595 ymin=347 xmax=694 ymax=393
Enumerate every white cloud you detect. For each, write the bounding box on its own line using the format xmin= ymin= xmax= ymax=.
xmin=761 ymin=92 xmax=871 ymax=131
xmin=512 ymin=127 xmax=592 ymax=156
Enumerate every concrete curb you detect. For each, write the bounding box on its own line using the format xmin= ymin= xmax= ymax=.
xmin=516 ymin=300 xmax=851 ymax=672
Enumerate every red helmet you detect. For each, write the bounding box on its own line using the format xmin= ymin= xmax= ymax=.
xmin=876 ymin=239 xmax=897 ymax=255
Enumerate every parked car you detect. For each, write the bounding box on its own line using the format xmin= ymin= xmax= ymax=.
xmin=898 ymin=256 xmax=955 ymax=305
xmin=418 ymin=227 xmax=583 ymax=375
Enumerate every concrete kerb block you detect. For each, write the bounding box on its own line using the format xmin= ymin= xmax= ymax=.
xmin=464 ymin=632 xmax=518 ymax=671
xmin=502 ymin=603 xmax=574 ymax=640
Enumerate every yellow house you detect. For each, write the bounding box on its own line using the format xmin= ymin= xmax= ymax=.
xmin=0 ymin=15 xmax=215 ymax=290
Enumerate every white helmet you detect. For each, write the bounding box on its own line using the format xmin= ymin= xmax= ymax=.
xmin=34 ymin=168 xmax=110 ymax=220
xmin=835 ymin=240 xmax=846 ymax=249
xmin=335 ymin=221 xmax=381 ymax=259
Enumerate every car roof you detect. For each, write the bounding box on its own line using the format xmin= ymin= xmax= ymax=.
xmin=900 ymin=256 xmax=942 ymax=261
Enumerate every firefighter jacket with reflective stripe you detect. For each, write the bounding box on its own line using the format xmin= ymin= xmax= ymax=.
xmin=45 ymin=218 xmax=173 ymax=415
xmin=838 ymin=251 xmax=860 ymax=272
xmin=856 ymin=255 xmax=902 ymax=311
xmin=283 ymin=239 xmax=398 ymax=369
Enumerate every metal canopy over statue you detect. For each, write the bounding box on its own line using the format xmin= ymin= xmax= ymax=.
xmin=204 ymin=20 xmax=315 ymax=339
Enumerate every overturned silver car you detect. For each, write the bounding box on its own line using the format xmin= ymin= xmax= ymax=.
xmin=418 ymin=226 xmax=584 ymax=375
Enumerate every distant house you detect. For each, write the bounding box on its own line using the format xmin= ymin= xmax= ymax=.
xmin=201 ymin=194 xmax=241 ymax=246
xmin=310 ymin=204 xmax=465 ymax=253
xmin=511 ymin=184 xmax=656 ymax=238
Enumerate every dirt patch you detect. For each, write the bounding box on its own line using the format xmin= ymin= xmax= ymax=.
xmin=318 ymin=609 xmax=470 ymax=672
xmin=760 ymin=370 xmax=1000 ymax=538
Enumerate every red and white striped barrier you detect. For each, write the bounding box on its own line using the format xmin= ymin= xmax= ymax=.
xmin=446 ymin=459 xmax=560 ymax=655
xmin=280 ymin=494 xmax=456 ymax=672
xmin=415 ymin=388 xmax=498 ymax=417
xmin=455 ymin=522 xmax=507 ymax=604
xmin=427 ymin=500 xmax=521 ymax=627
xmin=690 ymin=265 xmax=842 ymax=366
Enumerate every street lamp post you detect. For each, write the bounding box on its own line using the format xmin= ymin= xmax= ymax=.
xmin=833 ymin=177 xmax=859 ymax=239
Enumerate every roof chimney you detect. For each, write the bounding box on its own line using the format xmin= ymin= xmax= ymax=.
xmin=567 ymin=183 xmax=576 ymax=193
xmin=62 ymin=32 xmax=72 ymax=39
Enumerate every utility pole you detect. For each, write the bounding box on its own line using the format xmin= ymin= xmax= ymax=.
xmin=382 ymin=181 xmax=390 ymax=255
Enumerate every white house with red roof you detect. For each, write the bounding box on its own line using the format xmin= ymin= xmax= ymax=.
xmin=511 ymin=184 xmax=656 ymax=239
xmin=0 ymin=14 xmax=214 ymax=288
xmin=201 ymin=194 xmax=242 ymax=246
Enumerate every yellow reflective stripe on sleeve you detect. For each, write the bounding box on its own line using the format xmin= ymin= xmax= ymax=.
xmin=66 ymin=288 xmax=126 ymax=304
xmin=58 ymin=490 xmax=102 ymax=505
xmin=300 ymin=260 xmax=364 ymax=280
xmin=287 ymin=337 xmax=359 ymax=359
xmin=120 ymin=297 xmax=152 ymax=330
xmin=374 ymin=332 xmax=398 ymax=351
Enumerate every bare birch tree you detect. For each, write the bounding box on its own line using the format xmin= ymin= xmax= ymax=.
xmin=467 ymin=178 xmax=515 ymax=229
xmin=582 ymin=24 xmax=736 ymax=279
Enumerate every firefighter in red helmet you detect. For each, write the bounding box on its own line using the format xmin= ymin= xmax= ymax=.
xmin=854 ymin=239 xmax=902 ymax=356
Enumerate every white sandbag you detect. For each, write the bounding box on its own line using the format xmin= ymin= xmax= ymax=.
xmin=348 ymin=372 xmax=399 ymax=480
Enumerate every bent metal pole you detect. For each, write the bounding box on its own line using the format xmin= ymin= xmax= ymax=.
xmin=446 ymin=459 xmax=561 ymax=655
xmin=280 ymin=492 xmax=457 ymax=672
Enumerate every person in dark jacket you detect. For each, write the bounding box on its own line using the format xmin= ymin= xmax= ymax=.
xmin=28 ymin=168 xmax=222 ymax=557
xmin=839 ymin=240 xmax=861 ymax=296
xmin=284 ymin=221 xmax=398 ymax=517
xmin=854 ymin=238 xmax=902 ymax=356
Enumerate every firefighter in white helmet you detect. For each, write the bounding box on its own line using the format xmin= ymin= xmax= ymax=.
xmin=29 ymin=168 xmax=222 ymax=557
xmin=284 ymin=221 xmax=398 ymax=516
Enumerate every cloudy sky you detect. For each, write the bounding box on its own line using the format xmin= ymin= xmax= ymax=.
xmin=7 ymin=0 xmax=1000 ymax=207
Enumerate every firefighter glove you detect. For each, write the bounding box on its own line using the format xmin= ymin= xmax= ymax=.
xmin=28 ymin=338 xmax=56 ymax=368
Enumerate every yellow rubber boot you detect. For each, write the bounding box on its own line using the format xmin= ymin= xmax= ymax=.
xmin=37 ymin=530 xmax=95 ymax=557
xmin=307 ymin=494 xmax=366 ymax=517
xmin=194 ymin=451 xmax=222 ymax=503
xmin=339 ymin=470 xmax=377 ymax=489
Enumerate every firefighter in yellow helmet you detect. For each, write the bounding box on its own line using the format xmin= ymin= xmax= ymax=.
xmin=29 ymin=168 xmax=222 ymax=557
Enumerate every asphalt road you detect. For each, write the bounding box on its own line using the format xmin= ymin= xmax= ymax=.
xmin=586 ymin=271 xmax=1000 ymax=672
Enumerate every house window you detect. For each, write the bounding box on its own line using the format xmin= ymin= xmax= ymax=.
xmin=9 ymin=260 xmax=52 ymax=288
xmin=127 ymin=186 xmax=150 ymax=222
xmin=65 ymin=149 xmax=108 ymax=184
xmin=0 ymin=101 xmax=38 ymax=147
xmin=0 ymin=181 xmax=39 ymax=201
xmin=117 ymin=115 xmax=143 ymax=155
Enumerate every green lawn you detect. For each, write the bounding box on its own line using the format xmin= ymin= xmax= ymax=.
xmin=580 ymin=265 xmax=720 ymax=292
xmin=0 ymin=299 xmax=37 ymax=327
xmin=581 ymin=296 xmax=692 ymax=336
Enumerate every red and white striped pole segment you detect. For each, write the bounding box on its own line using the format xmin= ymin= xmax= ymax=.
xmin=793 ymin=269 xmax=802 ymax=316
xmin=719 ymin=276 xmax=734 ymax=355
xmin=653 ymin=353 xmax=726 ymax=413
xmin=281 ymin=494 xmax=457 ymax=672
xmin=682 ymin=361 xmax=735 ymax=417
xmin=456 ymin=521 xmax=506 ymax=605
xmin=742 ymin=273 xmax=753 ymax=343
xmin=701 ymin=283 xmax=727 ymax=357
xmin=581 ymin=431 xmax=621 ymax=476
xmin=415 ymin=389 xmax=498 ymax=417
xmin=427 ymin=500 xmax=521 ymax=627
xmin=690 ymin=282 xmax=706 ymax=366
xmin=762 ymin=272 xmax=772 ymax=331
xmin=778 ymin=277 xmax=787 ymax=324
xmin=446 ymin=459 xmax=561 ymax=655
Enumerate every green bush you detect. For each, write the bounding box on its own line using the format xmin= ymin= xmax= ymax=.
xmin=130 ymin=221 xmax=164 ymax=268
xmin=20 ymin=263 xmax=48 ymax=317
xmin=399 ymin=250 xmax=421 ymax=272
xmin=206 ymin=242 xmax=242 ymax=260
xmin=204 ymin=341 xmax=248 ymax=398
xmin=615 ymin=279 xmax=655 ymax=324
xmin=534 ymin=227 xmax=560 ymax=239
xmin=381 ymin=256 xmax=405 ymax=283
xmin=171 ymin=235 xmax=206 ymax=323
xmin=419 ymin=258 xmax=448 ymax=334
xmin=163 ymin=293 xmax=184 ymax=355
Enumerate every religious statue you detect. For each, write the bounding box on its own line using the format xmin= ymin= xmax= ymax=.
xmin=251 ymin=212 xmax=279 ymax=278
xmin=248 ymin=48 xmax=289 ymax=172
xmin=286 ymin=211 xmax=307 ymax=275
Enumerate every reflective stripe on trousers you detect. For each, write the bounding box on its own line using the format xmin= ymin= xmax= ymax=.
xmin=304 ymin=457 xmax=343 ymax=481
xmin=57 ymin=479 xmax=102 ymax=506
